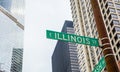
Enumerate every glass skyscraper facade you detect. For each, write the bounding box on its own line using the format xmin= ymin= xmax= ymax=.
xmin=0 ymin=0 xmax=12 ymax=11
xmin=0 ymin=0 xmax=25 ymax=24
xmin=0 ymin=0 xmax=24 ymax=72
xmin=10 ymin=0 xmax=25 ymax=24
xmin=52 ymin=21 xmax=80 ymax=72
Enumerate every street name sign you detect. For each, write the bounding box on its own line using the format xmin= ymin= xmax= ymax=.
xmin=92 ymin=57 xmax=106 ymax=72
xmin=46 ymin=30 xmax=99 ymax=47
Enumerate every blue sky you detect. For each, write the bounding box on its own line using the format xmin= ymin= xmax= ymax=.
xmin=23 ymin=0 xmax=72 ymax=72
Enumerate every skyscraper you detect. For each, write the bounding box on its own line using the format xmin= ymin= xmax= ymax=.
xmin=0 ymin=0 xmax=12 ymax=11
xmin=0 ymin=4 xmax=24 ymax=72
xmin=10 ymin=0 xmax=25 ymax=24
xmin=70 ymin=0 xmax=120 ymax=72
xmin=0 ymin=0 xmax=25 ymax=24
xmin=10 ymin=48 xmax=23 ymax=72
xmin=0 ymin=0 xmax=24 ymax=72
xmin=52 ymin=21 xmax=80 ymax=72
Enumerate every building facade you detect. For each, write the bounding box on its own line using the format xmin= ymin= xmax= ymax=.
xmin=10 ymin=0 xmax=25 ymax=24
xmin=0 ymin=0 xmax=12 ymax=11
xmin=0 ymin=0 xmax=24 ymax=72
xmin=0 ymin=0 xmax=25 ymax=24
xmin=97 ymin=0 xmax=120 ymax=64
xmin=10 ymin=48 xmax=23 ymax=72
xmin=52 ymin=21 xmax=80 ymax=72
xmin=70 ymin=0 xmax=120 ymax=72
xmin=0 ymin=5 xmax=24 ymax=72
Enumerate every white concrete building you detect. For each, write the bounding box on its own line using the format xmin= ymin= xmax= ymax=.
xmin=70 ymin=0 xmax=120 ymax=72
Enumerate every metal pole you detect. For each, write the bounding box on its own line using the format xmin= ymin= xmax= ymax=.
xmin=90 ymin=0 xmax=119 ymax=72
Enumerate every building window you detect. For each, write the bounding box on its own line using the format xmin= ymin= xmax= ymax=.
xmin=103 ymin=0 xmax=106 ymax=3
xmin=109 ymin=14 xmax=118 ymax=20
xmin=96 ymin=49 xmax=99 ymax=55
xmin=116 ymin=55 xmax=119 ymax=60
xmin=96 ymin=31 xmax=98 ymax=36
xmin=84 ymin=69 xmax=86 ymax=72
xmin=115 ymin=34 xmax=120 ymax=41
xmin=115 ymin=34 xmax=119 ymax=41
xmin=112 ymin=27 xmax=120 ymax=34
xmin=117 ymin=41 xmax=120 ymax=49
xmin=109 ymin=33 xmax=112 ymax=38
xmin=112 ymin=28 xmax=115 ymax=34
xmin=110 ymin=20 xmax=120 ymax=27
xmin=115 ymin=27 xmax=120 ymax=32
xmin=107 ymin=26 xmax=110 ymax=32
xmin=111 ymin=14 xmax=118 ymax=19
xmin=104 ymin=14 xmax=107 ymax=19
xmin=111 ymin=40 xmax=114 ymax=45
xmin=117 ymin=9 xmax=120 ymax=14
xmin=105 ymin=2 xmax=114 ymax=8
xmin=99 ymin=0 xmax=102 ymax=3
xmin=119 ymin=51 xmax=120 ymax=56
xmin=115 ymin=3 xmax=120 ymax=9
xmin=113 ymin=20 xmax=120 ymax=25
xmin=106 ymin=21 xmax=108 ymax=25
xmin=109 ymin=8 xmax=116 ymax=13
xmin=117 ymin=34 xmax=120 ymax=39
xmin=102 ymin=9 xmax=105 ymax=14
xmin=108 ymin=2 xmax=114 ymax=6
xmin=101 ymin=3 xmax=103 ymax=8
xmin=114 ymin=0 xmax=120 ymax=2
xmin=114 ymin=47 xmax=116 ymax=53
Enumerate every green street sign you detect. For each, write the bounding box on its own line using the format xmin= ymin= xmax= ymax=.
xmin=46 ymin=30 xmax=99 ymax=47
xmin=92 ymin=57 xmax=106 ymax=72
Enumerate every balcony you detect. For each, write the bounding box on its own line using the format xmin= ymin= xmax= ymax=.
xmin=114 ymin=34 xmax=120 ymax=41
xmin=107 ymin=8 xmax=116 ymax=14
xmin=110 ymin=20 xmax=120 ymax=27
xmin=112 ymin=26 xmax=120 ymax=34
xmin=105 ymin=2 xmax=114 ymax=9
xmin=116 ymin=41 xmax=120 ymax=49
xmin=108 ymin=14 xmax=118 ymax=21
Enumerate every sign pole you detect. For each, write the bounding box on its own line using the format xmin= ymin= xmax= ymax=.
xmin=90 ymin=0 xmax=119 ymax=72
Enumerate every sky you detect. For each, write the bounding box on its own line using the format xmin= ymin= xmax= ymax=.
xmin=23 ymin=0 xmax=72 ymax=72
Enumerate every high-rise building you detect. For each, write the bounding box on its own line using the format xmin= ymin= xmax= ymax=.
xmin=0 ymin=71 xmax=5 ymax=72
xmin=10 ymin=0 xmax=25 ymax=24
xmin=0 ymin=6 xmax=24 ymax=72
xmin=0 ymin=63 xmax=5 ymax=72
xmin=10 ymin=48 xmax=23 ymax=72
xmin=0 ymin=0 xmax=12 ymax=11
xmin=70 ymin=0 xmax=120 ymax=72
xmin=0 ymin=0 xmax=25 ymax=24
xmin=97 ymin=0 xmax=120 ymax=64
xmin=0 ymin=0 xmax=24 ymax=72
xmin=52 ymin=21 xmax=80 ymax=72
